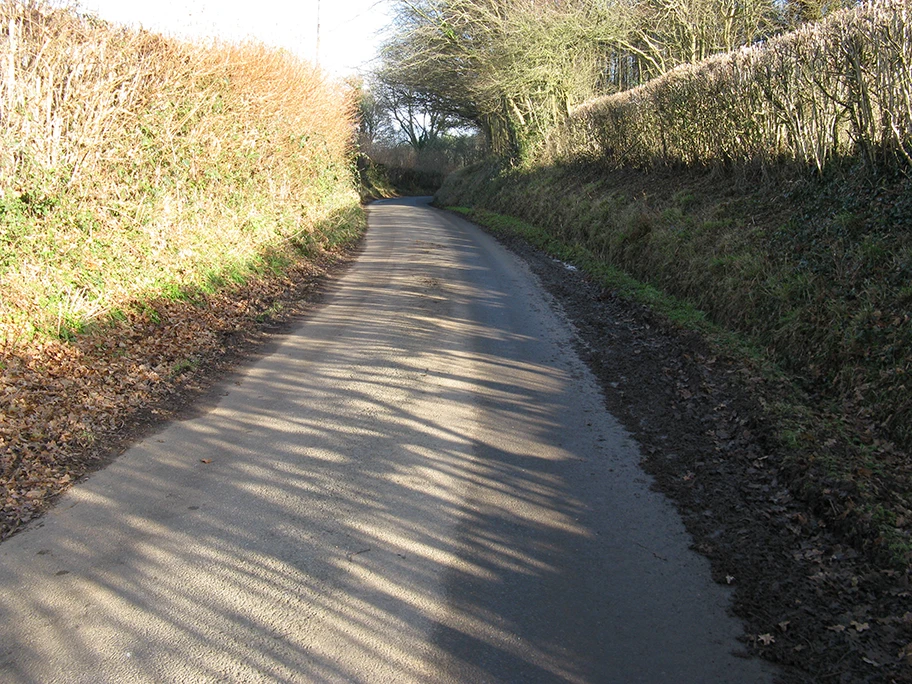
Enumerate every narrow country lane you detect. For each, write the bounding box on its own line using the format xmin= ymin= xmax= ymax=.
xmin=0 ymin=198 xmax=777 ymax=683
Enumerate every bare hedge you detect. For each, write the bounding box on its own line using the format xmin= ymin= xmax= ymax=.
xmin=545 ymin=0 xmax=912 ymax=172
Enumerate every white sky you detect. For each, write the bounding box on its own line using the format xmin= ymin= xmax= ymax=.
xmin=78 ymin=0 xmax=392 ymax=77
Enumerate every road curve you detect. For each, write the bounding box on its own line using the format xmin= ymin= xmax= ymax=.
xmin=0 ymin=197 xmax=776 ymax=683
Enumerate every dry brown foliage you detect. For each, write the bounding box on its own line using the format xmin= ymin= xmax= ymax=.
xmin=0 ymin=0 xmax=359 ymax=340
xmin=0 ymin=2 xmax=364 ymax=537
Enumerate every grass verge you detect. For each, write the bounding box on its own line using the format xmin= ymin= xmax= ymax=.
xmin=0 ymin=1 xmax=360 ymax=344
xmin=0 ymin=214 xmax=365 ymax=541
xmin=0 ymin=2 xmax=368 ymax=539
xmin=441 ymin=192 xmax=912 ymax=568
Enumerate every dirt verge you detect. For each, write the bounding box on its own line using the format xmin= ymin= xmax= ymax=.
xmin=479 ymin=220 xmax=912 ymax=684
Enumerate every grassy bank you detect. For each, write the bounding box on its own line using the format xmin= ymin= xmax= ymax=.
xmin=0 ymin=2 xmax=365 ymax=537
xmin=0 ymin=1 xmax=362 ymax=343
xmin=356 ymin=155 xmax=443 ymax=200
xmin=436 ymin=161 xmax=912 ymax=566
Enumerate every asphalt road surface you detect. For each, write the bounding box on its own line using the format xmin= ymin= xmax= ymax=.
xmin=0 ymin=198 xmax=777 ymax=683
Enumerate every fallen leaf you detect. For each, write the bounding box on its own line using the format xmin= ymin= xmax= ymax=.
xmin=898 ymin=641 xmax=912 ymax=665
xmin=778 ymin=620 xmax=790 ymax=632
xmin=758 ymin=633 xmax=775 ymax=646
xmin=200 ymin=458 xmax=212 ymax=464
xmin=850 ymin=621 xmax=870 ymax=632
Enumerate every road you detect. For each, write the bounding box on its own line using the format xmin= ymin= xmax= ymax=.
xmin=0 ymin=197 xmax=776 ymax=683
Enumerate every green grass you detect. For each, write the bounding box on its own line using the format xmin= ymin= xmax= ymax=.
xmin=255 ymin=302 xmax=285 ymax=323
xmin=0 ymin=6 xmax=363 ymax=346
xmin=171 ymin=357 xmax=200 ymax=376
xmin=440 ymin=168 xmax=912 ymax=568
xmin=454 ymin=206 xmax=714 ymax=332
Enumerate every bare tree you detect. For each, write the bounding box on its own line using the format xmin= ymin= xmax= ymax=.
xmin=376 ymin=82 xmax=460 ymax=150
xmin=380 ymin=0 xmax=625 ymax=158
xmin=378 ymin=0 xmax=823 ymax=160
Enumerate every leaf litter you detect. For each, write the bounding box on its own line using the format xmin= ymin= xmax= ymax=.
xmin=1 ymin=247 xmax=357 ymax=541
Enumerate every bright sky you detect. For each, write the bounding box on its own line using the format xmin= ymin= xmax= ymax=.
xmin=79 ymin=0 xmax=392 ymax=77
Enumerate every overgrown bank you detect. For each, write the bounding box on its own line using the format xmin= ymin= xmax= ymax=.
xmin=432 ymin=1 xmax=912 ymax=568
xmin=0 ymin=2 xmax=365 ymax=537
xmin=435 ymin=161 xmax=912 ymax=567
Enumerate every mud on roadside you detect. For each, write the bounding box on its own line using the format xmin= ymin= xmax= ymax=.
xmin=485 ymin=227 xmax=912 ymax=684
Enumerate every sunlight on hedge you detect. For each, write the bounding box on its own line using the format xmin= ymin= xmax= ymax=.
xmin=0 ymin=1 xmax=360 ymax=342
